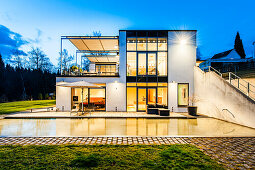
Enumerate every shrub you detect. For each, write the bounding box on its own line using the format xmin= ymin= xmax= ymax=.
xmin=70 ymin=153 xmax=101 ymax=168
xmin=45 ymin=93 xmax=49 ymax=100
xmin=38 ymin=93 xmax=43 ymax=100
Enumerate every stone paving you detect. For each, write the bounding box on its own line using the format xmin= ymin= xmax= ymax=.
xmin=0 ymin=137 xmax=254 ymax=169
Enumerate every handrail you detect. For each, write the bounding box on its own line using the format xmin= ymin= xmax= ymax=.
xmin=222 ymin=109 xmax=235 ymax=118
xmin=200 ymin=66 xmax=255 ymax=101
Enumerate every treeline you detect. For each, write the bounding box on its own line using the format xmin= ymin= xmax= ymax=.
xmin=0 ymin=54 xmax=58 ymax=102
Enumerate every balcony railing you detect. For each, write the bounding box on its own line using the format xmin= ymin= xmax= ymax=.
xmin=61 ymin=70 xmax=119 ymax=77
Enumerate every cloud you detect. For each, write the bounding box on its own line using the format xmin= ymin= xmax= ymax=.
xmin=0 ymin=25 xmax=28 ymax=58
xmin=29 ymin=29 xmax=42 ymax=44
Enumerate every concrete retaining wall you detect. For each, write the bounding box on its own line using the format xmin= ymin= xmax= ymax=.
xmin=194 ymin=67 xmax=255 ymax=128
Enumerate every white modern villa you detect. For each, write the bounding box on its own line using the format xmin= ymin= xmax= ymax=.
xmin=56 ymin=30 xmax=197 ymax=112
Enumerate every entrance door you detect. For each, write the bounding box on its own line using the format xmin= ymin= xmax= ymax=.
xmin=147 ymin=88 xmax=156 ymax=105
xmin=138 ymin=88 xmax=146 ymax=111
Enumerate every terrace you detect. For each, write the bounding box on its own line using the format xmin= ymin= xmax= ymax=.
xmin=60 ymin=36 xmax=119 ymax=77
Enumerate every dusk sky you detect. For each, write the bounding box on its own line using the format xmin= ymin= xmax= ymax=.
xmin=0 ymin=0 xmax=255 ymax=65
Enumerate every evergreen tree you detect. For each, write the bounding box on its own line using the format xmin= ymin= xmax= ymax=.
xmin=0 ymin=54 xmax=5 ymax=100
xmin=234 ymin=32 xmax=246 ymax=59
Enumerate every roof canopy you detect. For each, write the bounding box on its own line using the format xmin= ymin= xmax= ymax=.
xmin=57 ymin=81 xmax=102 ymax=88
xmin=63 ymin=36 xmax=119 ymax=51
xmin=86 ymin=55 xmax=119 ymax=63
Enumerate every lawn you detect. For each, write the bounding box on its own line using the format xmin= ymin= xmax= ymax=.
xmin=0 ymin=144 xmax=224 ymax=169
xmin=0 ymin=100 xmax=56 ymax=114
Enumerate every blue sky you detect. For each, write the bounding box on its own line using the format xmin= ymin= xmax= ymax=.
xmin=0 ymin=0 xmax=255 ymax=65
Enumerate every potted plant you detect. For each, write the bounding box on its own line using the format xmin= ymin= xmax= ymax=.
xmin=188 ymin=95 xmax=199 ymax=116
xmin=71 ymin=65 xmax=78 ymax=72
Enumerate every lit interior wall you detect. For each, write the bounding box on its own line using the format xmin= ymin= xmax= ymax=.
xmin=56 ymin=83 xmax=71 ymax=111
xmin=168 ymin=31 xmax=196 ymax=112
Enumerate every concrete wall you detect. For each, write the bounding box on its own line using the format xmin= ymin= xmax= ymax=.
xmin=168 ymin=31 xmax=197 ymax=112
xmin=194 ymin=66 xmax=255 ymax=128
xmin=56 ymin=31 xmax=127 ymax=112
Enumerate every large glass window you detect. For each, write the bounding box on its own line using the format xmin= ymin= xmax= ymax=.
xmin=148 ymin=88 xmax=156 ymax=105
xmin=127 ymin=38 xmax=136 ymax=51
xmin=127 ymin=52 xmax=136 ymax=76
xmin=148 ymin=38 xmax=157 ymax=51
xmin=178 ymin=83 xmax=189 ymax=106
xmin=137 ymin=38 xmax=147 ymax=51
xmin=90 ymin=88 xmax=105 ymax=111
xmin=148 ymin=53 xmax=156 ymax=75
xmin=138 ymin=53 xmax=146 ymax=75
xmin=96 ymin=64 xmax=116 ymax=75
xmin=158 ymin=87 xmax=167 ymax=105
xmin=158 ymin=52 xmax=167 ymax=76
xmin=138 ymin=88 xmax=146 ymax=111
xmin=127 ymin=87 xmax=136 ymax=111
xmin=158 ymin=38 xmax=167 ymax=51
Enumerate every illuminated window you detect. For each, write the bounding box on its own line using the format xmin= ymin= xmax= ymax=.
xmin=127 ymin=52 xmax=136 ymax=76
xmin=148 ymin=53 xmax=156 ymax=75
xmin=178 ymin=83 xmax=189 ymax=106
xmin=127 ymin=87 xmax=136 ymax=111
xmin=148 ymin=38 xmax=157 ymax=51
xmin=127 ymin=38 xmax=136 ymax=51
xmin=158 ymin=88 xmax=167 ymax=105
xmin=138 ymin=53 xmax=146 ymax=75
xmin=158 ymin=38 xmax=167 ymax=51
xmin=158 ymin=52 xmax=167 ymax=76
xmin=137 ymin=38 xmax=147 ymax=51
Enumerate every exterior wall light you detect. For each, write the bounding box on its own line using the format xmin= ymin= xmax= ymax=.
xmin=180 ymin=39 xmax=187 ymax=45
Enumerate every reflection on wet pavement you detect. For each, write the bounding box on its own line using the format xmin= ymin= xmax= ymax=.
xmin=0 ymin=118 xmax=255 ymax=137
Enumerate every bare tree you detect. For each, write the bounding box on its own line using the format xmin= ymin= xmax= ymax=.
xmin=10 ymin=49 xmax=26 ymax=68
xmin=28 ymin=47 xmax=53 ymax=71
xmin=58 ymin=49 xmax=74 ymax=71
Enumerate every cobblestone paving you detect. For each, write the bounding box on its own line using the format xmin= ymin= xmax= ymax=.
xmin=0 ymin=137 xmax=254 ymax=169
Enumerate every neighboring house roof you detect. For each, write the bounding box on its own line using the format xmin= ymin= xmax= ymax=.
xmin=212 ymin=49 xmax=234 ymax=59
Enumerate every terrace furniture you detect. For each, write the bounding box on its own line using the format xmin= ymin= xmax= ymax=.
xmin=147 ymin=104 xmax=159 ymax=114
xmin=158 ymin=109 xmax=170 ymax=116
xmin=147 ymin=104 xmax=168 ymax=115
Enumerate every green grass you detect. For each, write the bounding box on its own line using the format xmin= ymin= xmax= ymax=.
xmin=0 ymin=145 xmax=225 ymax=169
xmin=0 ymin=100 xmax=56 ymax=114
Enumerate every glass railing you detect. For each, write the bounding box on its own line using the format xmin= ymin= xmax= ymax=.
xmin=61 ymin=70 xmax=119 ymax=77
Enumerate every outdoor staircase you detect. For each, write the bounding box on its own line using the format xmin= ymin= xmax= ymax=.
xmin=201 ymin=66 xmax=255 ymax=102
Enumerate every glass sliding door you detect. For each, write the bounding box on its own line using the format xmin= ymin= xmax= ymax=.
xmin=89 ymin=88 xmax=106 ymax=111
xmin=147 ymin=88 xmax=156 ymax=105
xmin=138 ymin=88 xmax=146 ymax=111
xmin=148 ymin=53 xmax=156 ymax=75
xmin=138 ymin=53 xmax=146 ymax=75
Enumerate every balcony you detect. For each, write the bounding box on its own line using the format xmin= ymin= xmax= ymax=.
xmin=61 ymin=68 xmax=119 ymax=77
xmin=60 ymin=36 xmax=119 ymax=77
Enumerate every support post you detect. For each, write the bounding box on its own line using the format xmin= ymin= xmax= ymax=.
xmin=247 ymin=83 xmax=250 ymax=96
xmin=229 ymin=72 xmax=231 ymax=84
xmin=76 ymin=51 xmax=78 ymax=67
xmin=82 ymin=88 xmax=84 ymax=114
xmin=60 ymin=38 xmax=63 ymax=75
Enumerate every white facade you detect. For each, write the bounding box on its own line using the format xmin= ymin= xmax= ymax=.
xmin=168 ymin=31 xmax=197 ymax=112
xmin=56 ymin=30 xmax=197 ymax=112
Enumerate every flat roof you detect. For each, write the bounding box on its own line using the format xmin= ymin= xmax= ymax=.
xmin=62 ymin=36 xmax=119 ymax=51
